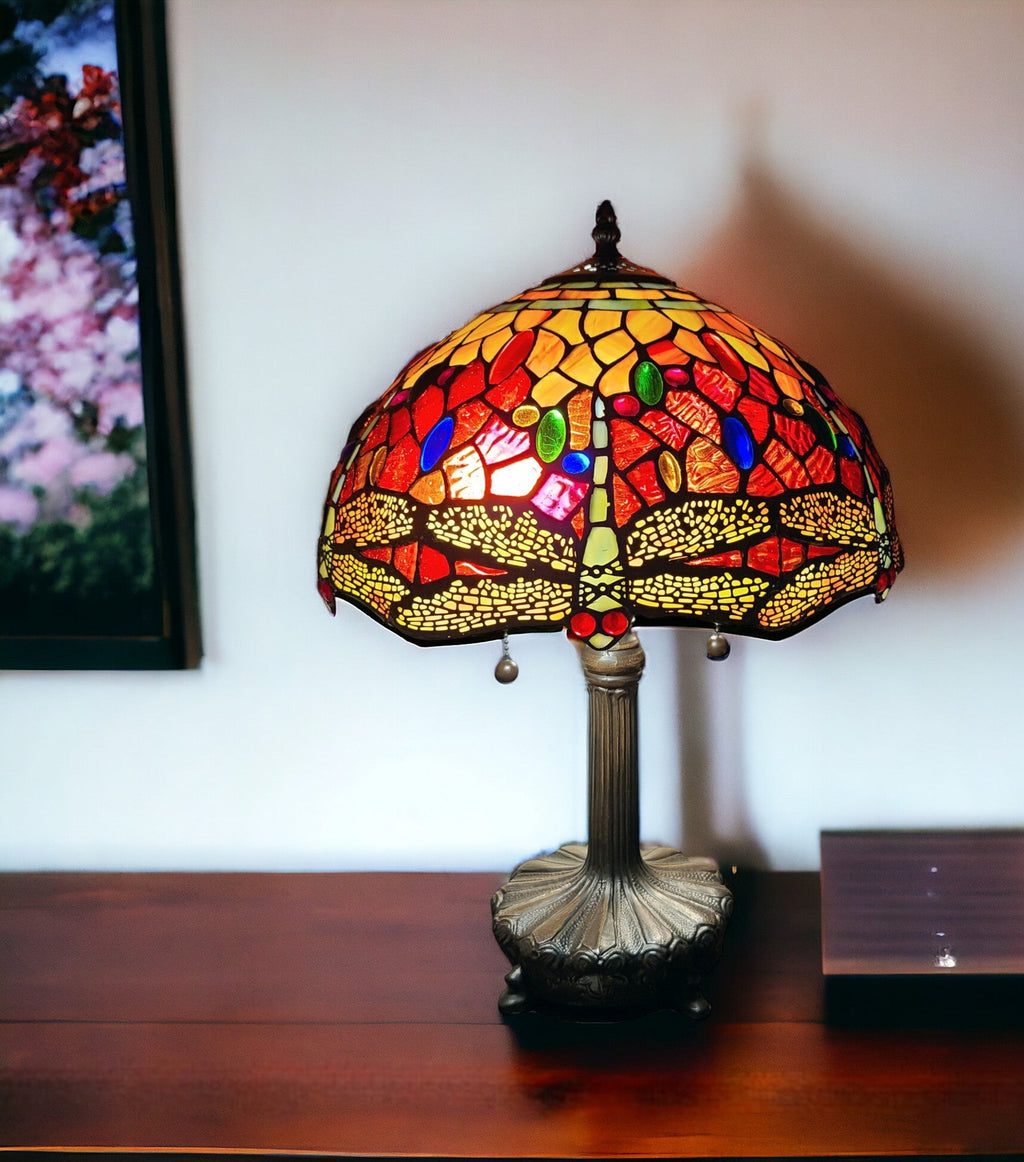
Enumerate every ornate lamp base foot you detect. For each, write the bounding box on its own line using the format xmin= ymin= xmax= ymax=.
xmin=491 ymin=843 xmax=733 ymax=1019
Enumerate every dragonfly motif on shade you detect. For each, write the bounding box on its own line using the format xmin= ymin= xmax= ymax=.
xmin=319 ymin=209 xmax=902 ymax=651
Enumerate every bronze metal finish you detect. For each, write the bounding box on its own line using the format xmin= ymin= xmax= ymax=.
xmin=491 ymin=631 xmax=733 ymax=1018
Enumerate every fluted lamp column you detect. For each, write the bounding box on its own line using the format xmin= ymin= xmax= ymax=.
xmin=492 ymin=632 xmax=732 ymax=1017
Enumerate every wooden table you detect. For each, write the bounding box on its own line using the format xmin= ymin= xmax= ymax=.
xmin=2 ymin=870 xmax=1022 ymax=1157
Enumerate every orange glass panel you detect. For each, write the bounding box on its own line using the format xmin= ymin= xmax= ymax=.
xmin=609 ymin=419 xmax=659 ymax=471
xmin=775 ymin=370 xmax=805 ymax=400
xmin=583 ymin=310 xmax=621 ymax=337
xmin=598 ymin=351 xmax=638 ymax=396
xmin=567 ymin=390 xmax=593 ymax=450
xmin=592 ymin=329 xmax=635 ymax=366
xmin=560 ymin=344 xmax=602 ymax=386
xmin=665 ymin=390 xmax=721 ymax=443
xmin=670 ymin=328 xmax=713 ymax=361
xmin=532 ymin=370 xmax=577 ymax=408
xmin=763 ymin=439 xmax=811 ymax=489
xmin=454 ymin=560 xmax=508 ymax=576
xmin=737 ymin=397 xmax=770 ymax=442
xmin=410 ymin=469 xmax=446 ymax=505
xmin=525 ymin=330 xmax=566 ymax=377
xmin=686 ymin=437 xmax=740 ymax=493
xmin=481 ymin=325 xmax=514 ymax=363
xmin=451 ymin=399 xmax=491 ymax=447
xmin=543 ymin=311 xmax=584 ymax=345
xmin=625 ymin=310 xmax=672 ymax=344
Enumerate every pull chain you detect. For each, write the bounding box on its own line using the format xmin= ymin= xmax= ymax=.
xmin=706 ymin=625 xmax=730 ymax=661
xmin=494 ymin=631 xmax=519 ymax=684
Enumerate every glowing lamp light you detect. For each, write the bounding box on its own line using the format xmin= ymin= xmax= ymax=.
xmin=318 ymin=202 xmax=902 ymax=1017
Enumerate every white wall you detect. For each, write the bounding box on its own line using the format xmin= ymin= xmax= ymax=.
xmin=3 ymin=0 xmax=1023 ymax=871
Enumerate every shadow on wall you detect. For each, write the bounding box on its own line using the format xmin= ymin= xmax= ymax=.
xmin=669 ymin=159 xmax=1024 ymax=866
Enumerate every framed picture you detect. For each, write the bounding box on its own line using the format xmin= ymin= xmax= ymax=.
xmin=0 ymin=0 xmax=200 ymax=668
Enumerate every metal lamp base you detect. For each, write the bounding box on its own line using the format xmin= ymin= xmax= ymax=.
xmin=490 ymin=631 xmax=733 ymax=1019
xmin=492 ymin=842 xmax=732 ymax=1017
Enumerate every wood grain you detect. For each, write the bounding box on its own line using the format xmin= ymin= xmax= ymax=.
xmin=2 ymin=870 xmax=1023 ymax=1157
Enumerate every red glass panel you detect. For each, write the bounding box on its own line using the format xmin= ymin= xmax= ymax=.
xmin=747 ymin=537 xmax=781 ymax=575
xmin=447 ymin=361 xmax=486 ymax=408
xmin=418 ymin=544 xmax=450 ymax=583
xmin=640 ymin=409 xmax=689 ymax=451
xmin=701 ymin=333 xmax=747 ymax=382
xmin=780 ymin=538 xmax=805 ymax=572
xmin=489 ymin=329 xmax=536 ymax=385
xmin=454 ymin=561 xmax=507 ymax=576
xmin=394 ymin=542 xmax=418 ymax=582
xmin=413 ymin=384 xmax=445 ymax=441
xmin=805 ymin=444 xmax=836 ymax=484
xmin=389 ymin=406 xmax=412 ymax=443
xmin=775 ymin=413 xmax=815 ymax=457
xmin=377 ymin=434 xmax=421 ymax=491
xmin=747 ymin=366 xmax=779 ymax=404
xmin=612 ymin=474 xmax=641 ymax=526
xmin=737 ymin=397 xmax=770 ymax=443
xmin=609 ymin=419 xmax=659 ymax=471
xmin=451 ymin=399 xmax=491 ymax=447
xmin=841 ymin=457 xmax=866 ymax=498
xmin=361 ymin=547 xmax=392 ymax=563
xmin=694 ymin=361 xmax=741 ymax=410
xmin=485 ymin=366 xmax=532 ymax=412
xmin=746 ymin=463 xmax=784 ymax=497
xmin=627 ymin=460 xmax=665 ymax=506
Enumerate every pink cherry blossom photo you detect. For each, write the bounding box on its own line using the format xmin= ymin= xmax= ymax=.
xmin=0 ymin=0 xmax=198 ymax=668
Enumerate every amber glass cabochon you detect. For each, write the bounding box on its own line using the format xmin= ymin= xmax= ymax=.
xmin=319 ymin=270 xmax=902 ymax=651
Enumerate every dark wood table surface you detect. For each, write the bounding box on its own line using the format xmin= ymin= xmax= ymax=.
xmin=2 ymin=869 xmax=1023 ymax=1157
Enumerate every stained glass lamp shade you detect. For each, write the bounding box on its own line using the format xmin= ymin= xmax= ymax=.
xmin=318 ymin=203 xmax=902 ymax=1017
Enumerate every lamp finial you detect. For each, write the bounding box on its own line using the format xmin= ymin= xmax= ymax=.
xmin=592 ymin=199 xmax=621 ymax=268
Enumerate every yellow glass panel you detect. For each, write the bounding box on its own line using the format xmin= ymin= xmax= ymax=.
xmin=543 ymin=311 xmax=584 ymax=345
xmin=663 ymin=308 xmax=707 ymax=331
xmin=753 ymin=328 xmax=786 ymax=357
xmin=410 ymin=470 xmax=446 ymax=505
xmin=481 ymin=326 xmax=514 ymax=362
xmin=532 ymin=370 xmax=577 ymax=408
xmin=720 ymin=333 xmax=770 ymax=371
xmin=593 ymin=329 xmax=635 ymax=366
xmin=450 ymin=340 xmax=481 ymax=366
xmin=625 ymin=310 xmax=672 ymax=343
xmin=584 ymin=310 xmax=621 ymax=338
xmin=490 ymin=456 xmax=543 ymax=497
xmin=671 ymin=328 xmax=713 ymax=360
xmin=560 ymin=344 xmax=602 ymax=386
xmin=598 ymin=350 xmax=638 ymax=396
xmin=583 ymin=525 xmax=619 ymax=566
xmin=589 ymin=487 xmax=609 ymax=522
xmin=464 ymin=313 xmax=514 ymax=343
xmin=513 ymin=309 xmax=552 ymax=331
xmin=525 ymin=330 xmax=566 ymax=377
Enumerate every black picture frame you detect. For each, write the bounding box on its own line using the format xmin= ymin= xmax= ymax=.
xmin=0 ymin=0 xmax=200 ymax=669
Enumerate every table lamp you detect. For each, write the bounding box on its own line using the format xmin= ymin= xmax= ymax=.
xmin=318 ymin=202 xmax=902 ymax=1018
